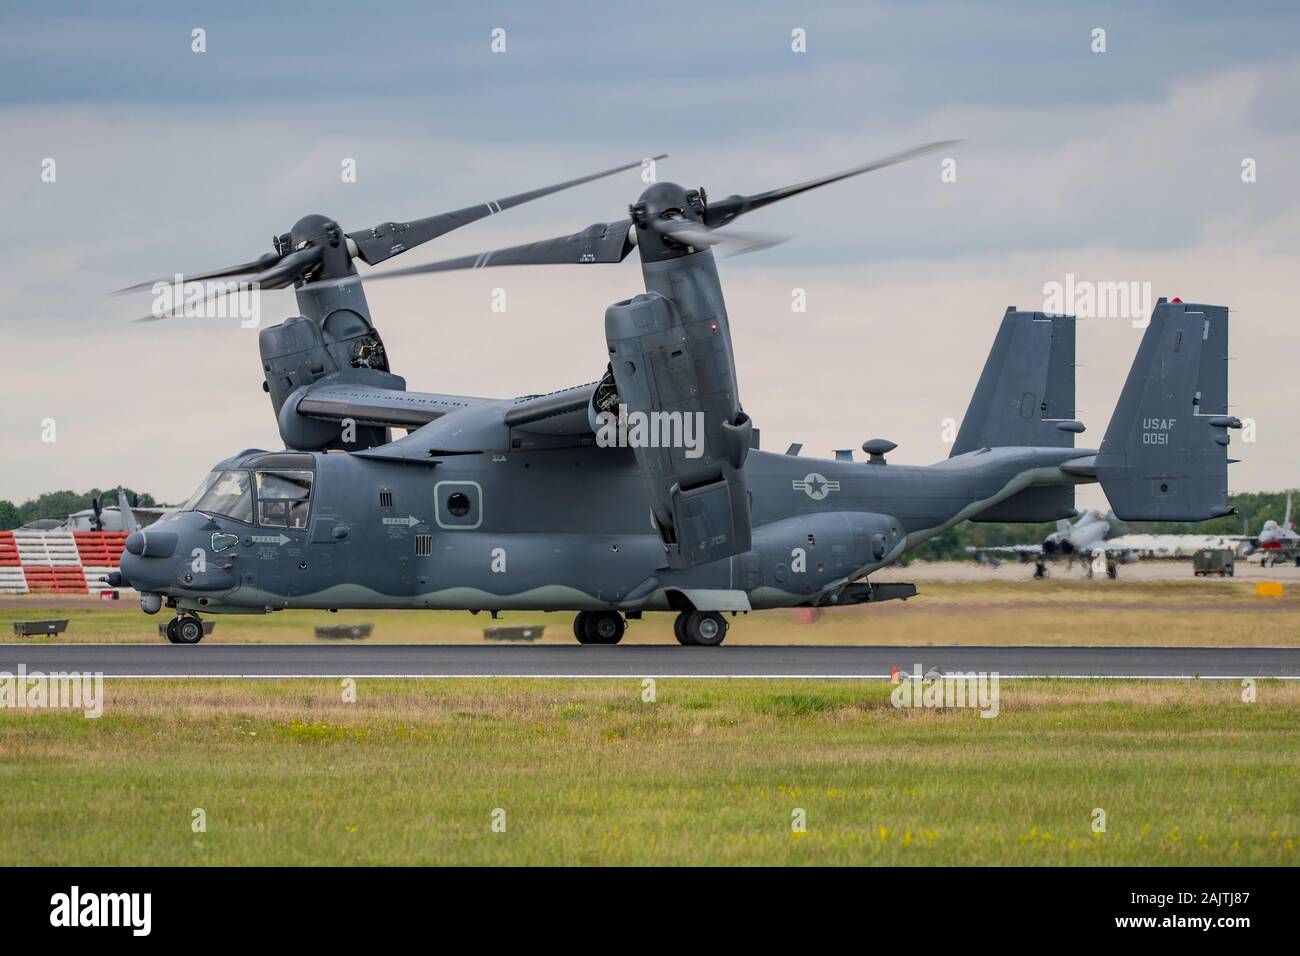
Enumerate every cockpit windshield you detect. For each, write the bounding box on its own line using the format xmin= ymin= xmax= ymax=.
xmin=182 ymin=470 xmax=254 ymax=524
xmin=256 ymin=470 xmax=313 ymax=529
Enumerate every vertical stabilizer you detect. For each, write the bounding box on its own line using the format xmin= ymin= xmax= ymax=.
xmin=1096 ymin=299 xmax=1237 ymax=521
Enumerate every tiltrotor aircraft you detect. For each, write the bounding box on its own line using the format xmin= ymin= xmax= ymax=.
xmin=111 ymin=143 xmax=1242 ymax=645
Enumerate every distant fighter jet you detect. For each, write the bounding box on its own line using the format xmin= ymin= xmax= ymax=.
xmin=969 ymin=510 xmax=1139 ymax=579
xmin=1243 ymin=493 xmax=1298 ymax=565
xmin=1101 ymin=492 xmax=1298 ymax=566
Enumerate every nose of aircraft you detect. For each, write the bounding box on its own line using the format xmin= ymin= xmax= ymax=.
xmin=120 ymin=527 xmax=183 ymax=598
xmin=118 ymin=548 xmax=172 ymax=596
xmin=124 ymin=529 xmax=179 ymax=558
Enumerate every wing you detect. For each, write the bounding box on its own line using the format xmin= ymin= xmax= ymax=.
xmin=292 ymin=385 xmax=496 ymax=430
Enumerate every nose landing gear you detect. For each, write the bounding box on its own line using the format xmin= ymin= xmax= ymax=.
xmin=165 ymin=613 xmax=206 ymax=645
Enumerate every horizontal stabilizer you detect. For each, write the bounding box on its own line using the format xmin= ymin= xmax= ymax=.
xmin=1096 ymin=299 xmax=1236 ymax=521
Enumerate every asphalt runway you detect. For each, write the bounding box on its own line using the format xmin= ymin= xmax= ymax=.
xmin=1 ymin=644 xmax=1297 ymax=678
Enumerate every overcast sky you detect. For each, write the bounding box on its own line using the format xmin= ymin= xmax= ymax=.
xmin=1 ymin=1 xmax=1297 ymax=508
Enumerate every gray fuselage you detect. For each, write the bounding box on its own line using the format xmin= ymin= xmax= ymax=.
xmin=120 ymin=442 xmax=1085 ymax=616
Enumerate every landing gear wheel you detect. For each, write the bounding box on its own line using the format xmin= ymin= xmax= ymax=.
xmin=573 ymin=611 xmax=591 ymax=642
xmin=676 ymin=610 xmax=728 ymax=647
xmin=1033 ymin=562 xmax=1048 ymax=580
xmin=577 ymin=611 xmax=624 ymax=645
xmin=1106 ymin=560 xmax=1118 ymax=580
xmin=169 ymin=614 xmax=205 ymax=645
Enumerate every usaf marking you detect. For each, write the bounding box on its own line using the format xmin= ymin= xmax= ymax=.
xmin=792 ymin=473 xmax=840 ymax=501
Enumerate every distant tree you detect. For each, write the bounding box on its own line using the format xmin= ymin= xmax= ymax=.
xmin=0 ymin=500 xmax=19 ymax=530
xmin=13 ymin=487 xmax=164 ymax=526
xmin=907 ymin=489 xmax=1299 ymax=561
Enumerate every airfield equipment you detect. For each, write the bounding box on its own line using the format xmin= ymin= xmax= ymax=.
xmin=1192 ymin=548 xmax=1235 ymax=577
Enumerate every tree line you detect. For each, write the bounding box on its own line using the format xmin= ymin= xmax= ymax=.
xmin=0 ymin=488 xmax=160 ymax=530
xmin=907 ymin=490 xmax=1298 ymax=561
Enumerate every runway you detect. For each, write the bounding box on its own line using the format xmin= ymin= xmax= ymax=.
xmin=1 ymin=644 xmax=1298 ymax=678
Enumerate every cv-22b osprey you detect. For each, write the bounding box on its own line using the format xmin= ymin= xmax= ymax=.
xmin=112 ymin=143 xmax=1242 ymax=645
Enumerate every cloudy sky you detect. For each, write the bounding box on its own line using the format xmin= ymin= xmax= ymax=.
xmin=1 ymin=1 xmax=1297 ymax=508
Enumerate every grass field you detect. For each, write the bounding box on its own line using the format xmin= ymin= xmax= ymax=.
xmin=3 ymin=577 xmax=1296 ymax=646
xmin=1 ymin=678 xmax=1297 ymax=865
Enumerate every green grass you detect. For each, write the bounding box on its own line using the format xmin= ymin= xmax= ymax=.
xmin=1 ymin=679 xmax=1297 ymax=865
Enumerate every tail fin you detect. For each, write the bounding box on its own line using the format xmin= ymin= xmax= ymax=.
xmin=116 ymin=486 xmax=140 ymax=534
xmin=952 ymin=308 xmax=1078 ymax=456
xmin=1096 ymin=299 xmax=1237 ymax=521
xmin=955 ymin=308 xmax=1080 ymax=523
xmin=1286 ymin=492 xmax=1294 ymax=531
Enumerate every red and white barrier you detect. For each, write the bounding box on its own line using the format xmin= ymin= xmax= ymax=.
xmin=0 ymin=530 xmax=132 ymax=595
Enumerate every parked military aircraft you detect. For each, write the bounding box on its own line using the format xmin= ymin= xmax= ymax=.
xmin=968 ymin=509 xmax=1140 ymax=578
xmin=1243 ymin=493 xmax=1299 ymax=565
xmin=1059 ymin=492 xmax=1297 ymax=567
xmin=19 ymin=490 xmax=166 ymax=533
xmin=111 ymin=144 xmax=1242 ymax=645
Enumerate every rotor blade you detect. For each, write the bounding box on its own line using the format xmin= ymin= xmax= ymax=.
xmin=133 ymin=245 xmax=321 ymax=322
xmin=354 ymin=219 xmax=636 ymax=283
xmin=250 ymin=243 xmax=324 ymax=288
xmin=113 ymin=252 xmax=282 ymax=296
xmin=651 ymin=221 xmax=791 ymax=257
xmin=702 ymin=139 xmax=961 ymax=228
xmin=347 ymin=156 xmax=666 ymax=266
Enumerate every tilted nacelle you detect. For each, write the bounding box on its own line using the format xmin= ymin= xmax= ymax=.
xmin=259 ymin=313 xmax=403 ymax=451
xmin=602 ymin=286 xmax=752 ymax=569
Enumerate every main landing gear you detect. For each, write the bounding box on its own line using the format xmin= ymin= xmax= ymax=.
xmin=673 ymin=610 xmax=729 ymax=647
xmin=165 ymin=613 xmax=205 ymax=645
xmin=570 ymin=609 xmax=731 ymax=646
xmin=573 ymin=610 xmax=626 ymax=645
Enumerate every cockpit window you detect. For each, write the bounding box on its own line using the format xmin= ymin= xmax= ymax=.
xmin=183 ymin=470 xmax=254 ymax=524
xmin=256 ymin=470 xmax=313 ymax=529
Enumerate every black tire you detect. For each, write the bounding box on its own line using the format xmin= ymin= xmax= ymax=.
xmin=572 ymin=611 xmax=590 ymax=642
xmin=164 ymin=617 xmax=182 ymax=644
xmin=673 ymin=612 xmax=693 ymax=646
xmin=173 ymin=616 xmax=204 ymax=645
xmin=680 ymin=610 xmax=728 ymax=647
xmin=578 ymin=611 xmax=624 ymax=645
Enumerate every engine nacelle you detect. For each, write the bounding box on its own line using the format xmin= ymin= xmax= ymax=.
xmin=602 ymin=290 xmax=752 ymax=568
xmin=259 ymin=313 xmax=403 ymax=451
